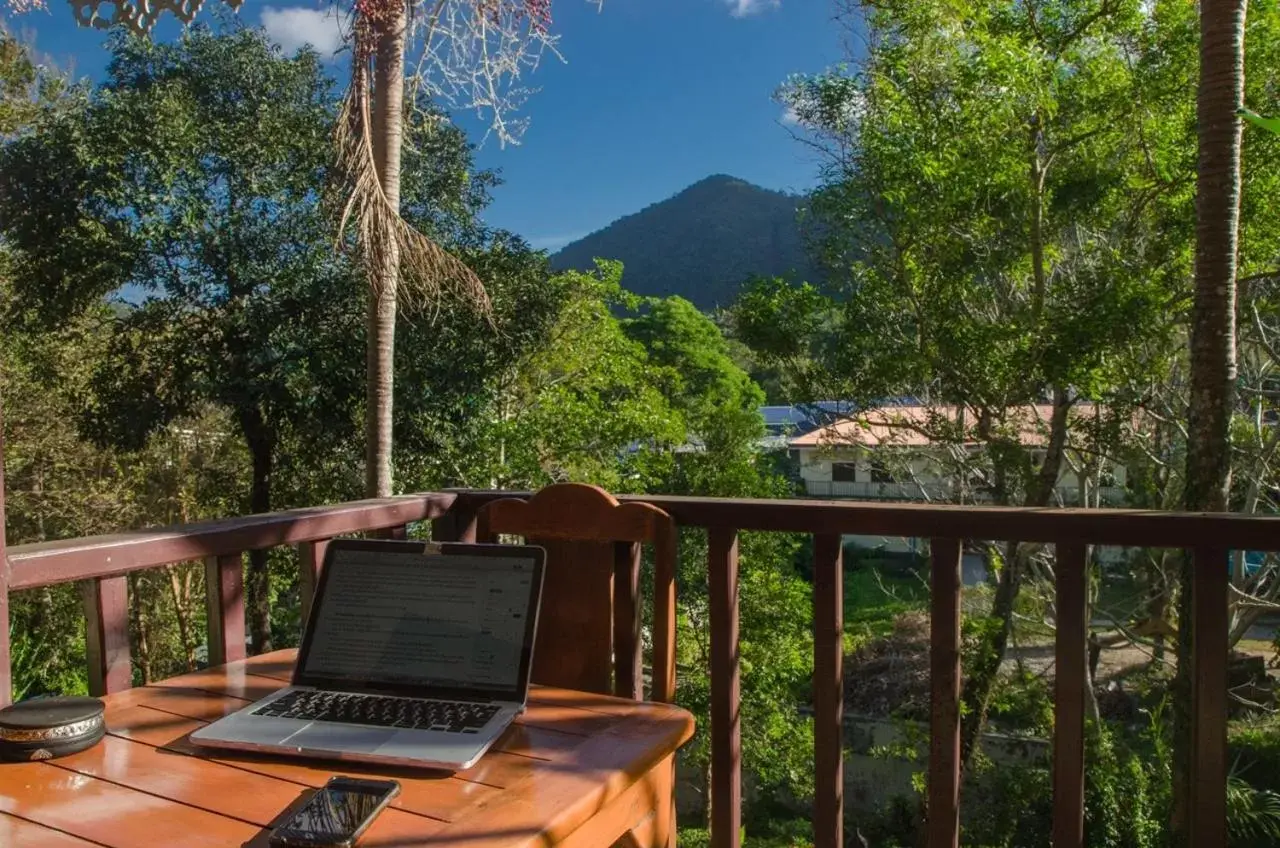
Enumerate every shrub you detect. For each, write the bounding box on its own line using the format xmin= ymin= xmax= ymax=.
xmin=1231 ymin=716 xmax=1280 ymax=794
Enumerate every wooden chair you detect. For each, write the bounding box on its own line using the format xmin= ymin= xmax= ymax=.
xmin=475 ymin=483 xmax=677 ymax=705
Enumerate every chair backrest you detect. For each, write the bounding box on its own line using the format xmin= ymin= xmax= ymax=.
xmin=476 ymin=483 xmax=676 ymax=703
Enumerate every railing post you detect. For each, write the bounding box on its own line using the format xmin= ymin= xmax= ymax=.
xmin=82 ymin=575 xmax=131 ymax=696
xmin=1053 ymin=541 xmax=1088 ymax=848
xmin=298 ymin=540 xmax=330 ymax=627
xmin=708 ymin=527 xmax=741 ymax=848
xmin=1191 ymin=545 xmax=1229 ymax=847
xmin=205 ymin=553 xmax=245 ymax=667
xmin=928 ymin=537 xmax=962 ymax=848
xmin=813 ymin=534 xmax=844 ymax=848
xmin=432 ymin=499 xmax=478 ymax=543
xmin=652 ymin=522 xmax=678 ymax=705
xmin=612 ymin=541 xmax=642 ymax=700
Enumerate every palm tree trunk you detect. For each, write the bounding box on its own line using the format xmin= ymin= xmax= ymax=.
xmin=1173 ymin=0 xmax=1247 ymax=841
xmin=365 ymin=0 xmax=408 ymax=499
xmin=1187 ymin=6 xmax=1247 ymax=509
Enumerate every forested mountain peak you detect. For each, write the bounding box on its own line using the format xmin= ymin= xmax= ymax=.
xmin=550 ymin=174 xmax=820 ymax=310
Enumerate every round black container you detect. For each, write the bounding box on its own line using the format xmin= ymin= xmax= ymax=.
xmin=0 ymin=696 xmax=105 ymax=762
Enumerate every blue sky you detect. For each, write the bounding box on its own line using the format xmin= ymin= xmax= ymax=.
xmin=12 ymin=0 xmax=846 ymax=252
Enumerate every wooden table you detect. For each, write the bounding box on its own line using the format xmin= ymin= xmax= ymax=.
xmin=0 ymin=650 xmax=695 ymax=847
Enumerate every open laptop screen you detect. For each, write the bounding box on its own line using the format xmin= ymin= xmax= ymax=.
xmin=294 ymin=542 xmax=543 ymax=701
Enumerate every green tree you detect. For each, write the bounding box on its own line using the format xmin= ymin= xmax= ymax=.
xmin=24 ymin=0 xmax=597 ymax=502
xmin=0 ymin=28 xmax=73 ymax=138
xmin=0 ymin=27 xmax=351 ymax=654
xmin=624 ymin=295 xmax=766 ymax=455
xmin=748 ymin=0 xmax=1193 ymax=784
xmin=2 ymin=270 xmax=252 ymax=694
xmin=622 ymin=296 xmax=814 ymax=835
xmin=463 ymin=261 xmax=684 ymax=491
xmin=0 ymin=24 xmax=545 ymax=654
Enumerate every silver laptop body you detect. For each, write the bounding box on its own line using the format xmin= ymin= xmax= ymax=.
xmin=190 ymin=539 xmax=546 ymax=772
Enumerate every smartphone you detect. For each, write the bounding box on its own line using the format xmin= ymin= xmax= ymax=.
xmin=268 ymin=776 xmax=401 ymax=848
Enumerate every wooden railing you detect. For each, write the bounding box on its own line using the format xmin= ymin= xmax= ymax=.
xmin=3 ymin=489 xmax=1278 ymax=848
xmin=439 ymin=491 xmax=1280 ymax=848
xmin=2 ymin=494 xmax=453 ymax=700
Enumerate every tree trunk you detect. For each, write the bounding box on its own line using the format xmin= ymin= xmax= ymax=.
xmin=131 ymin=573 xmax=152 ymax=684
xmin=958 ymin=391 xmax=1072 ymax=770
xmin=1148 ymin=550 xmax=1170 ymax=664
xmin=365 ymin=2 xmax=408 ymax=499
xmin=1029 ymin=114 xmax=1047 ymax=318
xmin=239 ymin=408 xmax=275 ymax=656
xmin=169 ymin=567 xmax=195 ymax=673
xmin=1173 ymin=0 xmax=1247 ymax=841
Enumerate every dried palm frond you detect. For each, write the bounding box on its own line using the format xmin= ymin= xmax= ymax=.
xmin=331 ymin=19 xmax=490 ymax=318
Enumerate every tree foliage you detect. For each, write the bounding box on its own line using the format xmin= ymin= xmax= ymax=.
xmin=0 ymin=25 xmax=546 ymax=654
xmin=735 ymin=0 xmax=1260 ymax=796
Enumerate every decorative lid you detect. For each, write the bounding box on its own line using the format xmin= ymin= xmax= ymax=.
xmin=0 ymin=696 xmax=104 ymax=740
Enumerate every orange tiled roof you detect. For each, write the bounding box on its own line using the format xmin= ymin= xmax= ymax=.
xmin=787 ymin=403 xmax=1106 ymax=449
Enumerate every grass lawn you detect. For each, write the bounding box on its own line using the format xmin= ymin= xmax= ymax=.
xmin=844 ymin=556 xmax=929 ymax=649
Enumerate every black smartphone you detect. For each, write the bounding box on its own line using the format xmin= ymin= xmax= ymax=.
xmin=268 ymin=776 xmax=401 ymax=848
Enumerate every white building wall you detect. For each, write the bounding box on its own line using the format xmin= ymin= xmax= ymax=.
xmin=797 ymin=447 xmax=1127 ymax=505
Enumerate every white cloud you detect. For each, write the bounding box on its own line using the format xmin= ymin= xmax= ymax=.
xmin=725 ymin=0 xmax=780 ymax=18
xmin=260 ymin=6 xmax=345 ymax=57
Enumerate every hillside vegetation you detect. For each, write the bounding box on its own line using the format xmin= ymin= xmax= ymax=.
xmin=552 ymin=174 xmax=819 ymax=310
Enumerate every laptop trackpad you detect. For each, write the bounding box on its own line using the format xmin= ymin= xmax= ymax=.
xmin=284 ymin=724 xmax=398 ymax=752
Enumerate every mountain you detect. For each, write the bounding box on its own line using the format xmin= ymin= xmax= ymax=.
xmin=550 ymin=175 xmax=820 ymax=311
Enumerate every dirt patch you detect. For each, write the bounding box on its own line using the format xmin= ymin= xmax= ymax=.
xmin=844 ymin=611 xmax=931 ymax=721
xmin=845 ymin=612 xmax=1278 ymax=723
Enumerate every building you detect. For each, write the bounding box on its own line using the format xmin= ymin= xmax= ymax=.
xmin=788 ymin=403 xmax=1129 ymax=556
xmin=790 ymin=402 xmax=1128 ymax=504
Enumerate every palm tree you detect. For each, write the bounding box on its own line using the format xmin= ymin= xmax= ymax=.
xmin=54 ymin=0 xmax=571 ymax=499
xmin=337 ymin=0 xmax=484 ymax=498
xmin=334 ymin=0 xmax=563 ymax=497
xmin=1175 ymin=0 xmax=1248 ymax=841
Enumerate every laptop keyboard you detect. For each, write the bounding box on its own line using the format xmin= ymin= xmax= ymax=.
xmin=253 ymin=690 xmax=501 ymax=734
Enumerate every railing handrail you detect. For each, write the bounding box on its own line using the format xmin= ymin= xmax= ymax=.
xmin=6 ymin=493 xmax=453 ymax=591
xmin=446 ymin=489 xmax=1280 ymax=550
xmin=13 ymin=489 xmax=1279 ymax=591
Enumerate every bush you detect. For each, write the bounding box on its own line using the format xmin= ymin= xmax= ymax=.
xmin=986 ymin=668 xmax=1054 ymax=735
xmin=963 ymin=753 xmax=1053 ymax=847
xmin=1084 ymin=723 xmax=1165 ymax=848
xmin=1229 ymin=716 xmax=1280 ymax=847
xmin=959 ymin=722 xmax=1165 ymax=847
xmin=1231 ymin=716 xmax=1280 ymax=794
xmin=854 ymin=793 xmax=921 ymax=848
xmin=678 ymin=814 xmax=814 ymax=848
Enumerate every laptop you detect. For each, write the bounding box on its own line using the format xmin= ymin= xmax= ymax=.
xmin=190 ymin=539 xmax=546 ymax=772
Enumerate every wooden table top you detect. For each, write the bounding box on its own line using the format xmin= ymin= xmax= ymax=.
xmin=0 ymin=650 xmax=695 ymax=847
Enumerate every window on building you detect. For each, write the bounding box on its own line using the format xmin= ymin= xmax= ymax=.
xmin=870 ymin=460 xmax=895 ymax=483
xmin=832 ymin=462 xmax=858 ymax=482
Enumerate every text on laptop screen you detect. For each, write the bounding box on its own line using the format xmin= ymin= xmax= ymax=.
xmin=301 ymin=549 xmax=537 ymax=693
